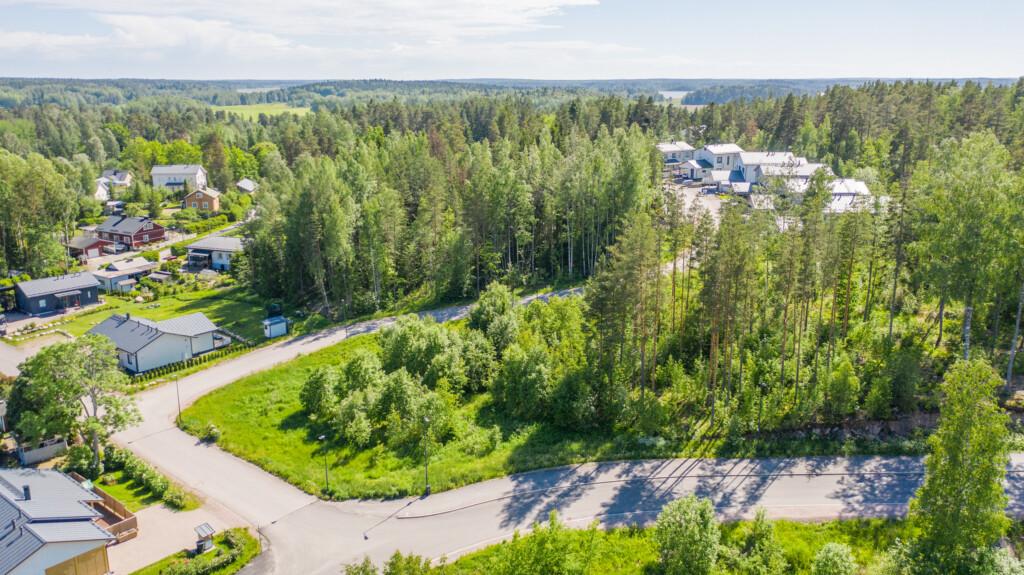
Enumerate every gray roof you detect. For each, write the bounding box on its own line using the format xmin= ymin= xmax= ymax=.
xmin=157 ymin=312 xmax=218 ymax=337
xmin=151 ymin=164 xmax=205 ymax=176
xmin=97 ymin=215 xmax=158 ymax=235
xmin=15 ymin=273 xmax=99 ymax=299
xmin=0 ymin=469 xmax=111 ymax=574
xmin=188 ymin=236 xmax=243 ymax=253
xmin=100 ymin=169 xmax=132 ymax=184
xmin=236 ymin=178 xmax=258 ymax=193
xmin=0 ymin=469 xmax=101 ymax=521
xmin=66 ymin=236 xmax=107 ymax=250
xmin=107 ymin=257 xmax=156 ymax=272
xmin=705 ymin=143 xmax=744 ymax=154
xmin=88 ymin=312 xmax=218 ymax=353
xmin=87 ymin=314 xmax=164 ymax=354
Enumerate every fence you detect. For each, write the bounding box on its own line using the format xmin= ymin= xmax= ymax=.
xmin=16 ymin=438 xmax=67 ymax=465
xmin=69 ymin=471 xmax=139 ymax=544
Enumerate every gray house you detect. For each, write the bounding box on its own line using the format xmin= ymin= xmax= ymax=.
xmin=0 ymin=468 xmax=114 ymax=575
xmin=187 ymin=236 xmax=243 ymax=271
xmin=88 ymin=312 xmax=222 ymax=373
xmin=14 ymin=274 xmax=100 ymax=315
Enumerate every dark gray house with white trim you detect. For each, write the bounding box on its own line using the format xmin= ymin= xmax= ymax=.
xmin=14 ymin=274 xmax=101 ymax=315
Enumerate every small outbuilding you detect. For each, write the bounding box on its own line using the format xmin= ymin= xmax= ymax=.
xmin=14 ymin=273 xmax=101 ymax=315
xmin=66 ymin=236 xmax=112 ymax=261
xmin=262 ymin=315 xmax=289 ymax=339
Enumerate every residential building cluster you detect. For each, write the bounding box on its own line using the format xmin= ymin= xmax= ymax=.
xmin=657 ymin=140 xmax=874 ymax=214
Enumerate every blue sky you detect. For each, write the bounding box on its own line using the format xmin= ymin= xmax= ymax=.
xmin=0 ymin=0 xmax=1021 ymax=79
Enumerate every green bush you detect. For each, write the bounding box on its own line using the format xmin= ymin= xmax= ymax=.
xmin=654 ymin=496 xmax=720 ymax=575
xmin=811 ymin=542 xmax=857 ymax=575
xmin=140 ymin=250 xmax=160 ymax=262
xmin=62 ymin=444 xmax=103 ymax=479
xmin=203 ymin=423 xmax=222 ymax=443
xmin=162 ymin=486 xmax=188 ymax=510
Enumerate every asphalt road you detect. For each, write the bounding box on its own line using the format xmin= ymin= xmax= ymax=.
xmin=114 ymin=287 xmax=1019 ymax=574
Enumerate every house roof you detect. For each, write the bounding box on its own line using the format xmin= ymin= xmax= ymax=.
xmin=830 ymin=178 xmax=871 ymax=196
xmin=188 ymin=236 xmax=243 ymax=253
xmin=704 ymin=143 xmax=744 ymax=155
xmin=97 ymin=215 xmax=159 ymax=235
xmin=151 ymin=164 xmax=205 ymax=176
xmin=656 ymin=141 xmax=694 ymax=153
xmin=88 ymin=314 xmax=164 ymax=354
xmin=187 ymin=188 xmax=221 ymax=198
xmin=15 ymin=274 xmax=99 ymax=299
xmin=106 ymin=257 xmax=156 ymax=273
xmin=760 ymin=163 xmax=827 ymax=179
xmin=236 ymin=178 xmax=258 ymax=193
xmin=696 ymin=159 xmax=714 ymax=169
xmin=0 ymin=469 xmax=112 ymax=575
xmin=66 ymin=236 xmax=108 ymax=250
xmin=88 ymin=311 xmax=219 ymax=353
xmin=100 ymin=169 xmax=132 ymax=185
xmin=157 ymin=313 xmax=218 ymax=337
xmin=738 ymin=151 xmax=797 ymax=166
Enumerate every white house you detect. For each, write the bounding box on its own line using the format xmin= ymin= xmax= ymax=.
xmin=696 ymin=143 xmax=744 ymax=171
xmin=88 ymin=312 xmax=222 ymax=373
xmin=151 ymin=164 xmax=208 ymax=192
xmin=92 ymin=257 xmax=158 ymax=292
xmin=186 ymin=236 xmax=243 ymax=271
xmin=737 ymin=151 xmax=799 ymax=184
xmin=93 ymin=169 xmax=133 ymax=202
xmin=0 ymin=468 xmax=114 ymax=575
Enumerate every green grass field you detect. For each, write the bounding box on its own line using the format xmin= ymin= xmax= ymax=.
xmin=179 ymin=329 xmax=926 ymax=500
xmin=443 ymin=518 xmax=908 ymax=574
xmin=60 ymin=287 xmax=268 ymax=341
xmin=211 ymin=103 xmax=311 ymax=120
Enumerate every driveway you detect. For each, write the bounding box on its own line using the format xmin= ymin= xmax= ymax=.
xmin=113 ymin=286 xmax=997 ymax=575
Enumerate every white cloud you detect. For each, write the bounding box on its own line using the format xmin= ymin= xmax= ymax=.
xmin=0 ymin=29 xmax=104 ymax=57
xmin=2 ymin=0 xmax=598 ymax=39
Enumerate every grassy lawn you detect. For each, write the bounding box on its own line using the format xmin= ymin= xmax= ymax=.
xmin=444 ymin=518 xmax=909 ymax=574
xmin=96 ymin=469 xmax=201 ymax=513
xmin=97 ymin=469 xmax=162 ymax=512
xmin=129 ymin=528 xmax=260 ymax=575
xmin=211 ymin=103 xmax=310 ymax=120
xmin=60 ymin=287 xmax=268 ymax=341
xmin=179 ymin=331 xmax=926 ymax=501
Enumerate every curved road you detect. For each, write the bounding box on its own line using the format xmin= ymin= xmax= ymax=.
xmin=112 ymin=289 xmax=1023 ymax=574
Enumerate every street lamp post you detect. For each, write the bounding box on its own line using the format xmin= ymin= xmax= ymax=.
xmin=423 ymin=416 xmax=431 ymax=496
xmin=175 ymin=379 xmax=182 ymax=423
xmin=318 ymin=434 xmax=328 ymax=494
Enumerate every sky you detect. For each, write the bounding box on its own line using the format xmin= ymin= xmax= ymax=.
xmin=0 ymin=0 xmax=1022 ymax=80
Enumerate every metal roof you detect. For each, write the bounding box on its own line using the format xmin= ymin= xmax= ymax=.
xmin=151 ymin=164 xmax=205 ymax=175
xmin=704 ymin=142 xmax=745 ymax=153
xmin=188 ymin=236 xmax=243 ymax=253
xmin=656 ymin=141 xmax=694 ymax=153
xmin=15 ymin=274 xmax=99 ymax=299
xmin=107 ymin=257 xmax=156 ymax=273
xmin=87 ymin=314 xmax=164 ymax=354
xmin=96 ymin=215 xmax=159 ymax=235
xmin=236 ymin=178 xmax=258 ymax=193
xmin=188 ymin=187 xmax=221 ymax=198
xmin=0 ymin=469 xmax=101 ymax=521
xmin=738 ymin=151 xmax=796 ymax=166
xmin=66 ymin=236 xmax=107 ymax=250
xmin=157 ymin=313 xmax=218 ymax=337
xmin=0 ymin=470 xmax=111 ymax=575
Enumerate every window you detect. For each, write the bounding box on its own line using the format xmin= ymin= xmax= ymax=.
xmin=142 ymin=234 xmax=149 ymax=242
xmin=39 ymin=298 xmax=47 ymax=309
xmin=203 ymin=202 xmax=209 ymax=209
xmin=192 ymin=202 xmax=198 ymax=208
xmin=716 ymin=157 xmax=722 ymax=164
xmin=197 ymin=192 xmax=203 ymax=198
xmin=144 ymin=223 xmax=152 ymax=230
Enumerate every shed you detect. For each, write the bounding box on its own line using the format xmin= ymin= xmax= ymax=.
xmin=15 ymin=274 xmax=101 ymax=315
xmin=263 ymin=315 xmax=289 ymax=339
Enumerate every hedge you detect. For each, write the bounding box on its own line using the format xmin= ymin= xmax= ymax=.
xmin=103 ymin=445 xmax=191 ymax=509
xmin=131 ymin=342 xmax=257 ymax=385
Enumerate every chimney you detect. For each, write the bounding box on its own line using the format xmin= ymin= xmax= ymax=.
xmin=22 ymin=485 xmax=30 ymax=501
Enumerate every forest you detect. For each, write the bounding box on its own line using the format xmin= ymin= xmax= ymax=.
xmin=3 ymin=78 xmax=1024 ymax=438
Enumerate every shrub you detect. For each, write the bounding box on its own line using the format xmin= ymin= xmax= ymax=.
xmin=140 ymin=249 xmax=160 ymax=262
xmin=811 ymin=542 xmax=857 ymax=575
xmin=654 ymin=496 xmax=719 ymax=575
xmin=62 ymin=444 xmax=103 ymax=479
xmin=203 ymin=423 xmax=222 ymax=443
xmin=163 ymin=486 xmax=188 ymax=510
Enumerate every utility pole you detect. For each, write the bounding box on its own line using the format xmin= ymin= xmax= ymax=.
xmin=318 ymin=434 xmax=329 ymax=494
xmin=423 ymin=416 xmax=431 ymax=496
